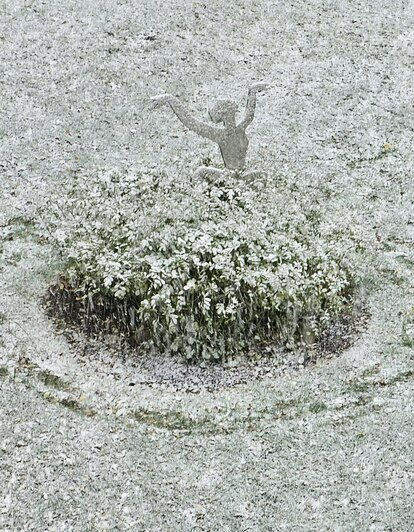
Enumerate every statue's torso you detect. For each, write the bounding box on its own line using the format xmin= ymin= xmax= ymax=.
xmin=218 ymin=127 xmax=249 ymax=170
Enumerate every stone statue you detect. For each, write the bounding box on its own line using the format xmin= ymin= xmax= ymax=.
xmin=151 ymin=83 xmax=269 ymax=183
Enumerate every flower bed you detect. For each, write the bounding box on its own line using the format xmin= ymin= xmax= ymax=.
xmin=40 ymin=167 xmax=361 ymax=361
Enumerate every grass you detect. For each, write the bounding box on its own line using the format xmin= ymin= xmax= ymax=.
xmin=36 ymin=369 xmax=72 ymax=391
xmin=0 ymin=0 xmax=413 ymax=529
xmin=40 ymin=390 xmax=96 ymax=418
xmin=4 ymin=215 xmax=36 ymax=240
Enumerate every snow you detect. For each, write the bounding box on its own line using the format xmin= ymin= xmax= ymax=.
xmin=1 ymin=0 xmax=413 ymax=529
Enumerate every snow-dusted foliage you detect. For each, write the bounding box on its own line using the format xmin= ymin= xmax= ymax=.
xmin=40 ymin=167 xmax=362 ymax=360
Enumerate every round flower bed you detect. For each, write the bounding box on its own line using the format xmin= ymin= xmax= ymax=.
xmin=40 ymin=167 xmax=361 ymax=361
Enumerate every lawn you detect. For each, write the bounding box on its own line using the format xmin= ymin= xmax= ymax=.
xmin=0 ymin=0 xmax=413 ymax=530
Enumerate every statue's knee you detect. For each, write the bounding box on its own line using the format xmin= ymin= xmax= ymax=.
xmin=193 ymin=166 xmax=211 ymax=180
xmin=243 ymin=170 xmax=268 ymax=190
xmin=193 ymin=166 xmax=224 ymax=184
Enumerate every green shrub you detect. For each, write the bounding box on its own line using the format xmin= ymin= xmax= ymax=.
xmin=40 ymin=167 xmax=361 ymax=360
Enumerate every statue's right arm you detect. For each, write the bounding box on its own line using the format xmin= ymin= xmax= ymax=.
xmin=151 ymin=94 xmax=222 ymax=142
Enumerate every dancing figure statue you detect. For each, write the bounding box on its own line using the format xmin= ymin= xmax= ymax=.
xmin=151 ymin=83 xmax=269 ymax=183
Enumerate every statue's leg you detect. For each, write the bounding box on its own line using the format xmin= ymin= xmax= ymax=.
xmin=241 ymin=170 xmax=268 ymax=190
xmin=192 ymin=166 xmax=227 ymax=185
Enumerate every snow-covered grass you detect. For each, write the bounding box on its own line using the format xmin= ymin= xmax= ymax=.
xmin=1 ymin=0 xmax=413 ymax=530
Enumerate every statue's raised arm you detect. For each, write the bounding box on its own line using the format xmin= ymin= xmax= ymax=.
xmin=238 ymin=83 xmax=270 ymax=130
xmin=151 ymin=85 xmax=270 ymax=179
xmin=151 ymin=94 xmax=222 ymax=142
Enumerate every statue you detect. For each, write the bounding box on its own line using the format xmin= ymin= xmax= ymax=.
xmin=151 ymin=83 xmax=269 ymax=184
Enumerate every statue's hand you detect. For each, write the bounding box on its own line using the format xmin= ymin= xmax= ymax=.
xmin=150 ymin=93 xmax=173 ymax=109
xmin=250 ymin=82 xmax=270 ymax=94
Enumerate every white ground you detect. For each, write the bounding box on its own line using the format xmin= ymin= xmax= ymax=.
xmin=1 ymin=0 xmax=413 ymax=530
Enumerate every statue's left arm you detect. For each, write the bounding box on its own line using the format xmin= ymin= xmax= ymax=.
xmin=239 ymin=83 xmax=270 ymax=129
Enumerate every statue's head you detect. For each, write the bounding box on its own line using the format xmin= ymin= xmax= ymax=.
xmin=208 ymin=99 xmax=238 ymax=125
